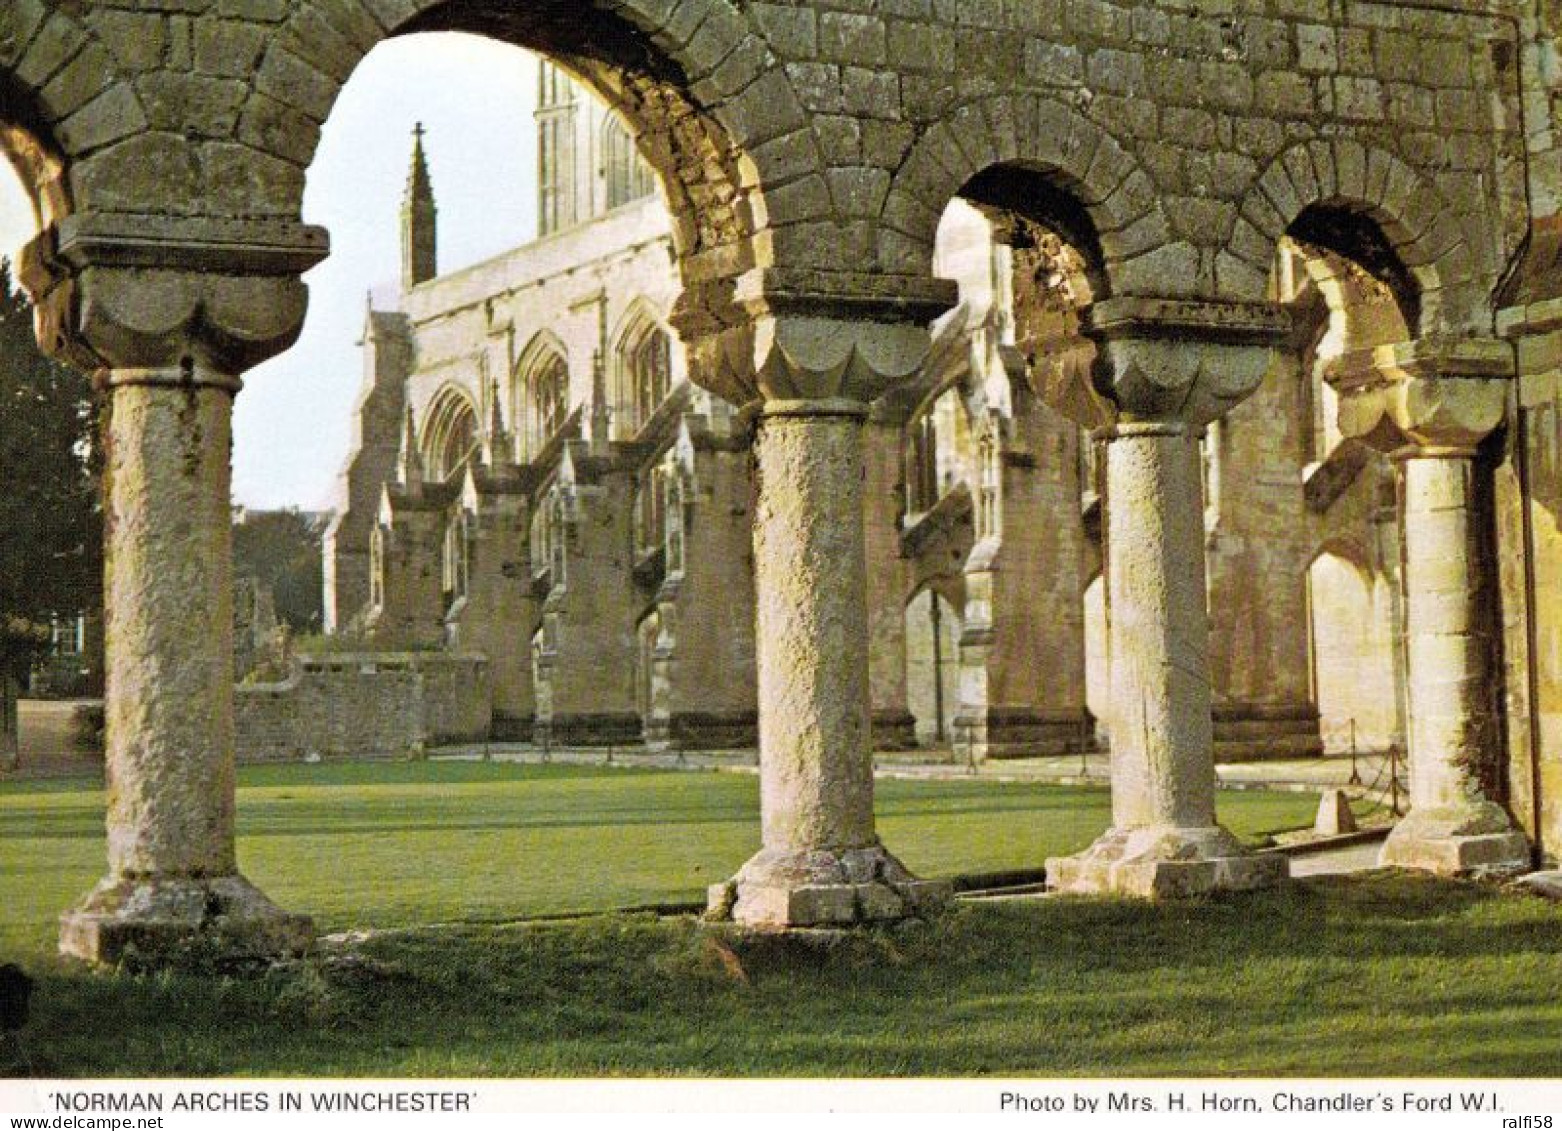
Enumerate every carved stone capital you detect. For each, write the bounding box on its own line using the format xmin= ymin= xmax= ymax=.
xmin=1038 ymin=296 xmax=1292 ymax=430
xmin=17 ymin=211 xmax=329 ymax=374
xmin=674 ymin=278 xmax=953 ymax=408
xmin=1328 ymin=337 xmax=1514 ymax=455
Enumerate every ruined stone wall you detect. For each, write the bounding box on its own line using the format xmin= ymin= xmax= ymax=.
xmin=235 ymin=652 xmax=489 ymax=762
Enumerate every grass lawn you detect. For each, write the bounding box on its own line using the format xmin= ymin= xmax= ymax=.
xmin=11 ymin=762 xmax=1551 ymax=1078
xmin=0 ymin=760 xmax=1327 ymax=958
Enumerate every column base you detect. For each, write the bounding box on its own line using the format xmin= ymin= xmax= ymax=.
xmin=706 ymin=845 xmax=951 ymax=928
xmin=1378 ymin=805 xmax=1532 ymax=878
xmin=60 ymin=873 xmax=314 ymax=967
xmin=1047 ymin=825 xmax=1288 ymax=899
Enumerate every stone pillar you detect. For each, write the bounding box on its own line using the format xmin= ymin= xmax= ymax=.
xmin=1043 ymin=297 xmax=1291 ymax=897
xmin=366 ymin=490 xmax=448 ymax=651
xmin=687 ymin=303 xmax=954 ymax=927
xmin=449 ymin=473 xmax=536 ymax=740
xmin=711 ymin=400 xmax=945 ymax=924
xmin=60 ymin=368 xmax=312 ymax=963
xmin=20 ymin=213 xmax=328 ymax=964
xmin=1332 ymin=340 xmax=1530 ymax=875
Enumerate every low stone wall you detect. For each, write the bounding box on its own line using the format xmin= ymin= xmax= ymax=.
xmin=236 ymin=652 xmax=490 ymax=763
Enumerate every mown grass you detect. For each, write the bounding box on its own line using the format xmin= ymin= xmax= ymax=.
xmin=4 ymin=761 xmax=1518 ymax=1078
xmin=0 ymin=760 xmax=1324 ymax=957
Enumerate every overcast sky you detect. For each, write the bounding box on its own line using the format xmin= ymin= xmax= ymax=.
xmin=0 ymin=32 xmax=541 ymax=511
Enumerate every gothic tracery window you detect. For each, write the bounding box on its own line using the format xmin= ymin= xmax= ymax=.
xmin=530 ymin=352 xmax=570 ymax=453
xmin=602 ymin=115 xmax=656 ymax=210
xmin=422 ymin=389 xmax=479 ymax=482
xmin=537 ymin=62 xmax=577 ymax=235
xmin=622 ymin=320 xmax=672 ymax=435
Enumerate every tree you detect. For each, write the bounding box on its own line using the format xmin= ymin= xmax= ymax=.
xmin=232 ymin=509 xmax=324 ymax=634
xmin=0 ymin=259 xmax=102 ymax=767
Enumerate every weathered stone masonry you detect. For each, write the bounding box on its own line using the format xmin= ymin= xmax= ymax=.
xmin=4 ymin=0 xmax=1561 ymax=958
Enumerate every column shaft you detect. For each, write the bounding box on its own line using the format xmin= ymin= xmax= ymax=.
xmin=1402 ymin=454 xmax=1488 ymax=810
xmin=1378 ymin=450 xmax=1529 ymax=875
xmin=753 ymin=404 xmax=877 ymax=853
xmin=103 ymin=378 xmax=238 ymax=878
xmin=1105 ymin=423 xmax=1217 ymax=831
xmin=708 ymin=399 xmax=948 ymax=926
xmin=61 ymin=367 xmax=312 ymax=964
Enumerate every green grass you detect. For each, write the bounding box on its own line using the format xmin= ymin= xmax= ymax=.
xmin=11 ymin=876 xmax=1562 ymax=1076
xmin=9 ymin=761 xmax=1532 ymax=1078
xmin=0 ymin=760 xmax=1325 ymax=959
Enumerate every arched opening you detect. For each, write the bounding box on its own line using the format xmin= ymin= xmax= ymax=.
xmin=529 ymin=351 xmax=571 ymax=456
xmin=1275 ymin=205 xmax=1416 ymax=766
xmin=905 ymin=586 xmax=962 ymax=749
xmin=0 ymin=120 xmax=100 ymax=773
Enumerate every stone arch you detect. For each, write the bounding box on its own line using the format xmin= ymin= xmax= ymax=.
xmin=609 ymin=297 xmax=675 ymax=438
xmin=512 ymin=329 xmax=571 ymax=456
xmin=0 ymin=4 xmax=153 ymax=230
xmin=420 ymin=383 xmax=478 ymax=481
xmin=236 ymin=0 xmax=820 ymax=299
xmin=1229 ymin=140 xmax=1483 ymax=335
xmin=879 ymin=92 xmax=1180 ymax=299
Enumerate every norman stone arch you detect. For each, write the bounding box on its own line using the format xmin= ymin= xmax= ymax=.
xmin=879 ymin=92 xmax=1180 ymax=299
xmin=231 ymin=0 xmax=822 ymax=305
xmin=1229 ymin=140 xmax=1484 ymax=335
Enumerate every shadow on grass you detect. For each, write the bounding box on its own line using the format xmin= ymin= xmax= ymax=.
xmin=13 ymin=871 xmax=1562 ymax=1078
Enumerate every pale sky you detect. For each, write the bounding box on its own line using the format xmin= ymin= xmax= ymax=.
xmin=0 ymin=32 xmax=541 ymax=510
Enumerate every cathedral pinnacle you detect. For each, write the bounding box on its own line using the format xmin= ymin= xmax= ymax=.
xmin=401 ymin=121 xmax=438 ymax=291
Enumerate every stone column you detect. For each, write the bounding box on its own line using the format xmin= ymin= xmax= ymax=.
xmin=60 ymin=367 xmax=312 ymax=963
xmin=1333 ymin=339 xmax=1529 ymax=876
xmin=689 ymin=303 xmax=954 ymax=927
xmin=1042 ymin=297 xmax=1291 ymax=897
xmin=21 ymin=212 xmax=328 ymax=964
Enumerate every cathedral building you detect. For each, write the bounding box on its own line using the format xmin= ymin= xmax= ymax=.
xmin=321 ymin=68 xmax=1412 ymax=767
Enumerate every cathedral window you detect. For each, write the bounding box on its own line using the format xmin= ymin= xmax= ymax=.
xmin=976 ymin=430 xmax=1001 ymax=539
xmin=908 ymin=411 xmax=940 ymax=515
xmin=369 ymin=526 xmax=385 ymax=610
xmin=421 ymin=388 xmax=478 ymax=482
xmin=665 ymin=474 xmax=686 ymax=576
xmin=531 ymin=353 xmax=570 ymax=452
xmin=537 ymin=63 xmax=577 ymax=235
xmin=602 ymin=116 xmax=656 ymax=210
xmin=621 ymin=319 xmax=672 ymax=435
